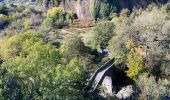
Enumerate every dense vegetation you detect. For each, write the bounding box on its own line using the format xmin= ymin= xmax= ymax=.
xmin=0 ymin=0 xmax=170 ymax=99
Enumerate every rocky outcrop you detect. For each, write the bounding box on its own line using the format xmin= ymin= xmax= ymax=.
xmin=116 ymin=85 xmax=134 ymax=99
xmin=59 ymin=0 xmax=93 ymax=19
xmin=8 ymin=0 xmax=170 ymax=19
xmin=58 ymin=0 xmax=170 ymax=19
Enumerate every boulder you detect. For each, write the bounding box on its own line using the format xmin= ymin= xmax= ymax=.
xmin=116 ymin=85 xmax=134 ymax=99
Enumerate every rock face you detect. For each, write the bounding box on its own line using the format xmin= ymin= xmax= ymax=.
xmin=57 ymin=0 xmax=170 ymax=19
xmin=59 ymin=0 xmax=93 ymax=19
xmin=7 ymin=0 xmax=170 ymax=19
xmin=102 ymin=76 xmax=113 ymax=95
xmin=116 ymin=85 xmax=134 ymax=99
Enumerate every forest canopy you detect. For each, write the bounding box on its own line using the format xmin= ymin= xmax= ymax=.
xmin=0 ymin=0 xmax=169 ymax=99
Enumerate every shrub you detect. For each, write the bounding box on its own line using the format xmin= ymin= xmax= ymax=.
xmin=23 ymin=18 xmax=31 ymax=29
xmin=60 ymin=36 xmax=86 ymax=60
xmin=66 ymin=11 xmax=73 ymax=24
xmin=0 ymin=14 xmax=9 ymax=29
xmin=100 ymin=2 xmax=110 ymax=18
xmin=22 ymin=8 xmax=41 ymax=16
xmin=11 ymin=13 xmax=22 ymax=21
xmin=109 ymin=5 xmax=169 ymax=78
xmin=30 ymin=13 xmax=42 ymax=26
xmin=93 ymin=21 xmax=115 ymax=48
xmin=0 ymin=31 xmax=88 ymax=99
xmin=92 ymin=0 xmax=100 ymax=20
xmin=41 ymin=18 xmax=54 ymax=29
xmin=108 ymin=32 xmax=128 ymax=59
xmin=22 ymin=8 xmax=33 ymax=16
xmin=47 ymin=7 xmax=64 ymax=28
xmin=126 ymin=48 xmax=146 ymax=79
xmin=0 ymin=19 xmax=25 ymax=38
xmin=47 ymin=6 xmax=64 ymax=20
xmin=136 ymin=73 xmax=170 ymax=99
xmin=0 ymin=3 xmax=8 ymax=15
xmin=100 ymin=0 xmax=116 ymax=19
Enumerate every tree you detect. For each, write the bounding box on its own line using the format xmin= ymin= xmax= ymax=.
xmin=47 ymin=7 xmax=64 ymax=28
xmin=66 ymin=11 xmax=73 ymax=24
xmin=136 ymin=73 xmax=170 ymax=99
xmin=92 ymin=0 xmax=100 ymax=20
xmin=100 ymin=0 xmax=116 ymax=19
xmin=0 ymin=31 xmax=88 ymax=99
xmin=126 ymin=46 xmax=146 ymax=79
xmin=93 ymin=21 xmax=115 ymax=48
xmin=60 ymin=36 xmax=87 ymax=60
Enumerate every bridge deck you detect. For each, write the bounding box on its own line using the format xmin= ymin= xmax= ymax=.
xmin=87 ymin=58 xmax=115 ymax=92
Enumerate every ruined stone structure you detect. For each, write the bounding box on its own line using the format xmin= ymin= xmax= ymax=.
xmin=86 ymin=58 xmax=135 ymax=99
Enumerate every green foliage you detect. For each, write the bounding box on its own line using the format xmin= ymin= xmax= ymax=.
xmin=0 ymin=3 xmax=8 ymax=15
xmin=66 ymin=11 xmax=73 ymax=24
xmin=0 ymin=31 xmax=87 ymax=99
xmin=100 ymin=0 xmax=116 ymax=19
xmin=60 ymin=36 xmax=87 ymax=60
xmin=136 ymin=73 xmax=170 ymax=99
xmin=92 ymin=0 xmax=116 ymax=19
xmin=0 ymin=14 xmax=9 ymax=29
xmin=100 ymin=2 xmax=110 ymax=18
xmin=22 ymin=8 xmax=33 ymax=17
xmin=108 ymin=32 xmax=129 ymax=60
xmin=45 ymin=7 xmax=73 ymax=28
xmin=92 ymin=0 xmax=100 ymax=20
xmin=126 ymin=47 xmax=146 ymax=78
xmin=23 ymin=18 xmax=31 ymax=29
xmin=47 ymin=7 xmax=64 ymax=20
xmin=93 ymin=21 xmax=115 ymax=48
xmin=41 ymin=17 xmax=54 ymax=29
xmin=11 ymin=13 xmax=22 ymax=21
xmin=109 ymin=5 xmax=170 ymax=79
xmin=47 ymin=7 xmax=64 ymax=28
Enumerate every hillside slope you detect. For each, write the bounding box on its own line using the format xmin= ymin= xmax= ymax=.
xmin=4 ymin=0 xmax=170 ymax=19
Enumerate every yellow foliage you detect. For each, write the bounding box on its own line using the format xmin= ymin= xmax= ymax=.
xmin=0 ymin=34 xmax=22 ymax=60
xmin=0 ymin=14 xmax=8 ymax=21
xmin=111 ymin=16 xmax=120 ymax=24
xmin=125 ymin=39 xmax=135 ymax=49
xmin=23 ymin=19 xmax=31 ymax=29
xmin=126 ymin=46 xmax=146 ymax=79
xmin=47 ymin=7 xmax=64 ymax=20
xmin=0 ymin=31 xmax=41 ymax=61
xmin=64 ymin=58 xmax=80 ymax=78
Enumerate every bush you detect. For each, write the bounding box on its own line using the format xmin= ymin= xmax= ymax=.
xmin=30 ymin=13 xmax=42 ymax=26
xmin=0 ymin=14 xmax=9 ymax=29
xmin=93 ymin=21 xmax=115 ymax=48
xmin=66 ymin=11 xmax=73 ymax=24
xmin=136 ymin=73 xmax=170 ymax=99
xmin=92 ymin=0 xmax=100 ymax=20
xmin=0 ymin=19 xmax=25 ymax=37
xmin=0 ymin=31 xmax=88 ymax=99
xmin=47 ymin=7 xmax=64 ymax=28
xmin=21 ymin=8 xmax=38 ymax=17
xmin=100 ymin=0 xmax=116 ymax=19
xmin=0 ymin=3 xmax=8 ymax=15
xmin=109 ymin=5 xmax=169 ymax=78
xmin=11 ymin=13 xmax=22 ymax=21
xmin=47 ymin=7 xmax=64 ymax=19
xmin=126 ymin=47 xmax=146 ymax=78
xmin=23 ymin=18 xmax=31 ymax=29
xmin=60 ymin=36 xmax=87 ymax=60
xmin=41 ymin=18 xmax=54 ymax=29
